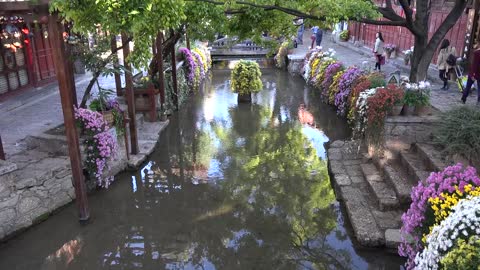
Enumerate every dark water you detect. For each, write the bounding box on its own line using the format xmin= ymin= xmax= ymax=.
xmin=0 ymin=68 xmax=404 ymax=269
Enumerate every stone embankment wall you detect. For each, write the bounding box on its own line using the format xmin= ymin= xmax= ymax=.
xmin=0 ymin=119 xmax=167 ymax=241
xmin=384 ymin=115 xmax=440 ymax=145
xmin=0 ymin=154 xmax=74 ymax=240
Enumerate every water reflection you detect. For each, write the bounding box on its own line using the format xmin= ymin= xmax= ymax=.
xmin=0 ymin=68 xmax=404 ymax=269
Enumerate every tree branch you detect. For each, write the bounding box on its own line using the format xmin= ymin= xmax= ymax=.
xmin=426 ymin=0 xmax=468 ymax=53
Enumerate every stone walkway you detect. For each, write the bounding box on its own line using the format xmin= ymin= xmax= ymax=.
xmin=291 ymin=29 xmax=479 ymax=113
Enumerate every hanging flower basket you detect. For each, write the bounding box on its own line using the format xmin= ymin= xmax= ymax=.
xmin=101 ymin=110 xmax=115 ymax=127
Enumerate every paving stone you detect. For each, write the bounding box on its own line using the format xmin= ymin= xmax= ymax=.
xmin=341 ymin=186 xmax=384 ymax=247
xmin=343 ymin=159 xmax=363 ymax=165
xmin=328 ymin=151 xmax=342 ymax=161
xmin=330 ymin=141 xmax=345 ymax=148
xmin=17 ymin=196 xmax=41 ymax=215
xmin=329 ymin=163 xmax=345 ymax=175
xmin=385 ymin=229 xmax=403 ymax=249
xmin=350 ymin=176 xmax=365 ymax=184
xmin=346 ymin=165 xmax=363 ymax=177
xmin=334 ymin=174 xmax=351 ymax=186
xmin=383 ymin=164 xmax=414 ymax=204
xmin=0 ymin=160 xmax=17 ymax=175
xmin=128 ymin=154 xmax=147 ymax=169
xmin=139 ymin=140 xmax=158 ymax=156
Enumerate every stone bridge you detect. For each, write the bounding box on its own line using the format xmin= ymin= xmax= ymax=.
xmin=210 ymin=36 xmax=272 ymax=59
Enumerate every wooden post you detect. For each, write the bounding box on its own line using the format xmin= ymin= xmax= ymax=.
xmin=49 ymin=13 xmax=89 ymax=222
xmin=156 ymin=32 xmax=166 ymax=107
xmin=186 ymin=26 xmax=191 ymax=50
xmin=111 ymin=35 xmax=123 ymax=97
xmin=171 ymin=46 xmax=179 ymax=110
xmin=121 ymin=33 xmax=139 ymax=154
xmin=0 ymin=135 xmax=5 ymax=160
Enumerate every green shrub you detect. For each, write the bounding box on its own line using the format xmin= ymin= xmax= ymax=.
xmin=339 ymin=30 xmax=349 ymax=41
xmin=230 ymin=60 xmax=263 ymax=95
xmin=435 ymin=106 xmax=480 ymax=165
xmin=440 ymin=236 xmax=480 ymax=270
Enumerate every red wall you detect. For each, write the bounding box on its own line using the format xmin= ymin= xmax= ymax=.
xmin=349 ymin=8 xmax=468 ymax=64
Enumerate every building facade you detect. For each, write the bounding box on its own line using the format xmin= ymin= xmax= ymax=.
xmin=0 ymin=1 xmax=55 ymax=98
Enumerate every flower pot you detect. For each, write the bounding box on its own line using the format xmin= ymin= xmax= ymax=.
xmin=414 ymin=105 xmax=429 ymax=116
xmin=391 ymin=51 xmax=397 ymax=59
xmin=101 ymin=110 xmax=115 ymax=127
xmin=403 ymin=104 xmax=415 ymax=116
xmin=237 ymin=93 xmax=252 ymax=103
xmin=390 ymin=105 xmax=403 ymax=116
xmin=404 ymin=58 xmax=410 ymax=65
xmin=386 ymin=52 xmax=391 ymax=59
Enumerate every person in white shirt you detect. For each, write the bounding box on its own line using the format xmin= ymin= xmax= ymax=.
xmin=373 ymin=32 xmax=384 ymax=71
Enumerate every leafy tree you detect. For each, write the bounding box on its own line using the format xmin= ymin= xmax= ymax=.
xmin=194 ymin=0 xmax=469 ymax=82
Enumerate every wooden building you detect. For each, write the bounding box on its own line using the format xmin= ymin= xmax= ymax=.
xmin=0 ymin=0 xmax=56 ymax=98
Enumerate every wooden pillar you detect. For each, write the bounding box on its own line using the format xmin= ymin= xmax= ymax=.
xmin=171 ymin=47 xmax=179 ymax=110
xmin=110 ymin=36 xmax=123 ymax=97
xmin=49 ymin=13 xmax=89 ymax=221
xmin=121 ymin=33 xmax=139 ymax=154
xmin=0 ymin=135 xmax=5 ymax=160
xmin=185 ymin=26 xmax=191 ymax=50
xmin=156 ymin=32 xmax=166 ymax=107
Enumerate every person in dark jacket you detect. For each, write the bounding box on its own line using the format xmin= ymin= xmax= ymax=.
xmin=315 ymin=28 xmax=323 ymax=47
xmin=461 ymin=39 xmax=480 ymax=104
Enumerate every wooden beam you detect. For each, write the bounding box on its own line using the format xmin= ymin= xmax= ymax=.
xmin=0 ymin=135 xmax=5 ymax=161
xmin=121 ymin=33 xmax=139 ymax=154
xmin=171 ymin=47 xmax=179 ymax=110
xmin=156 ymin=32 xmax=166 ymax=107
xmin=111 ymin=36 xmax=123 ymax=97
xmin=48 ymin=13 xmax=89 ymax=222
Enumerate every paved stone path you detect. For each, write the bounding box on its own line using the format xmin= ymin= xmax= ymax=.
xmin=0 ymin=74 xmax=116 ymax=158
xmin=292 ymin=29 xmax=479 ymax=113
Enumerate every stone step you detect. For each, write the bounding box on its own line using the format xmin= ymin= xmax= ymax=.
xmin=413 ymin=143 xmax=446 ymax=172
xmin=360 ymin=163 xmax=399 ymax=211
xmin=339 ymin=186 xmax=385 ymax=247
xmin=399 ymin=150 xmax=431 ymax=184
xmin=382 ymin=162 xmax=415 ymax=205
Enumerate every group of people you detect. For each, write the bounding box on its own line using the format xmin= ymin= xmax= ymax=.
xmin=294 ymin=18 xmax=323 ymax=49
xmin=373 ymin=31 xmax=479 ymax=104
xmin=295 ymin=17 xmax=479 ymax=105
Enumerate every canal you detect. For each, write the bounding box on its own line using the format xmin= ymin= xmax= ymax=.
xmin=0 ymin=65 xmax=405 ymax=269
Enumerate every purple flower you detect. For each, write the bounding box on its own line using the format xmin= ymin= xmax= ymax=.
xmin=321 ymin=62 xmax=343 ymax=97
xmin=179 ymin=48 xmax=197 ymax=87
xmin=399 ymin=164 xmax=480 ymax=269
xmin=335 ymin=66 xmax=363 ymax=115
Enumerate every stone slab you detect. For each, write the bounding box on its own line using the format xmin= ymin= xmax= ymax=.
xmin=414 ymin=143 xmax=446 ymax=172
xmin=383 ymin=164 xmax=414 ymax=204
xmin=385 ymin=229 xmax=402 ymax=249
xmin=0 ymin=160 xmax=17 ymax=176
xmin=128 ymin=154 xmax=147 ymax=169
xmin=361 ymin=164 xmax=399 ymax=211
xmin=341 ymin=186 xmax=385 ymax=247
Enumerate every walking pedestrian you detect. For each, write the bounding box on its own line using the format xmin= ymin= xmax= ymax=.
xmin=316 ymin=28 xmax=323 ymax=47
xmin=310 ymin=26 xmax=319 ymax=49
xmin=437 ymin=39 xmax=457 ymax=90
xmin=461 ymin=39 xmax=480 ymax=104
xmin=294 ymin=18 xmax=304 ymax=45
xmin=373 ymin=32 xmax=385 ymax=71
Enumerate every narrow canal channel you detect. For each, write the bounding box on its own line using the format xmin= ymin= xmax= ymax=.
xmin=0 ymin=63 xmax=405 ymax=269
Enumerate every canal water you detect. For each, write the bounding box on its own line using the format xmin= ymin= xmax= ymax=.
xmin=0 ymin=66 xmax=405 ymax=269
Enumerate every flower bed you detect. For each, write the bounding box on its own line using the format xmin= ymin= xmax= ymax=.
xmin=301 ymin=48 xmax=407 ymax=140
xmin=179 ymin=45 xmax=212 ymax=92
xmin=399 ymin=164 xmax=480 ymax=269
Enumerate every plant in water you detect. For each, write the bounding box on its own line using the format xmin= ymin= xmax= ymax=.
xmin=230 ymin=60 xmax=263 ymax=96
xmin=435 ymin=106 xmax=480 ymax=166
xmin=75 ymin=108 xmax=118 ymax=188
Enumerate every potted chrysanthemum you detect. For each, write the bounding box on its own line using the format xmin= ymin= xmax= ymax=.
xmin=230 ymin=60 xmax=263 ymax=103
